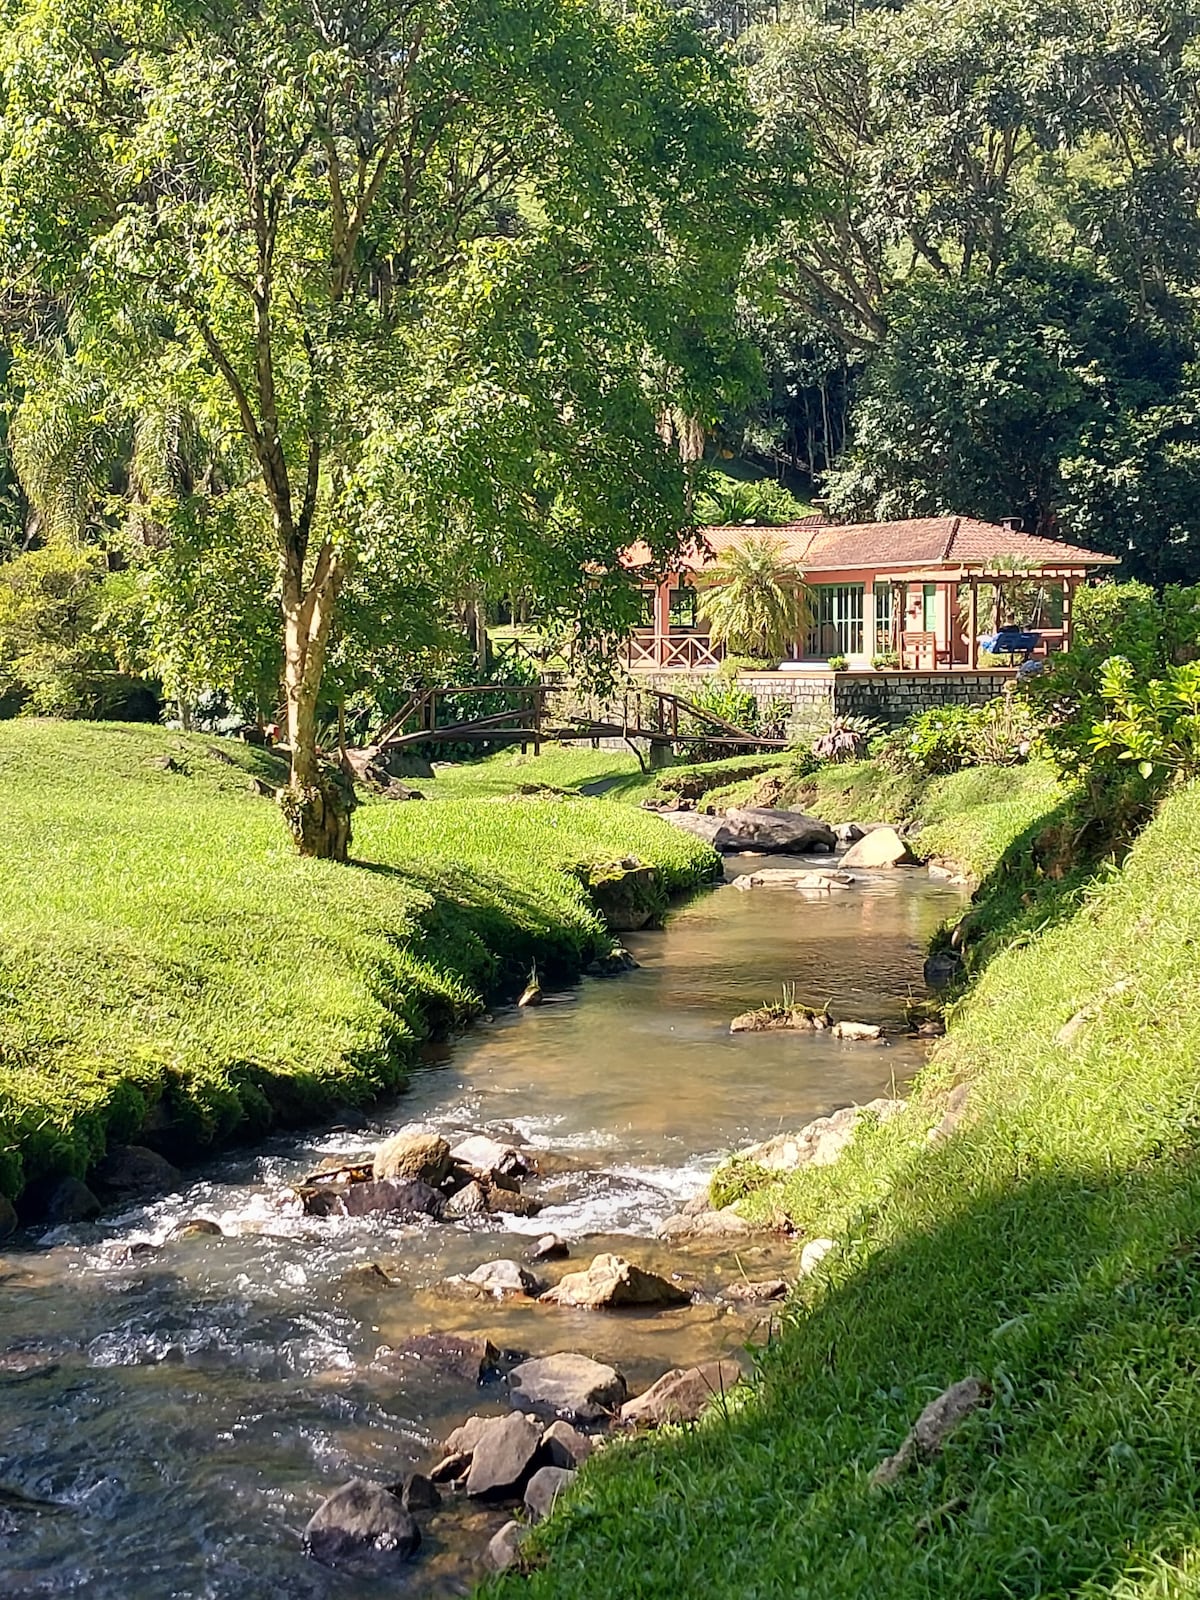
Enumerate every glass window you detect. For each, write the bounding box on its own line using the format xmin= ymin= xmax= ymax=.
xmin=669 ymin=585 xmax=698 ymax=629
xmin=874 ymin=586 xmax=894 ymax=654
xmin=806 ymin=585 xmax=864 ymax=657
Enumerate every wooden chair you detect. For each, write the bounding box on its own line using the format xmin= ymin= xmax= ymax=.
xmin=900 ymin=630 xmax=937 ymax=670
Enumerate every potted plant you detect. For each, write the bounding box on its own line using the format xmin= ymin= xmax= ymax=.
xmin=827 ymin=653 xmax=849 ymax=672
xmin=871 ymin=651 xmax=899 ymax=670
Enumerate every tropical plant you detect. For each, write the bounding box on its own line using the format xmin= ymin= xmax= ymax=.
xmin=694 ymin=474 xmax=812 ymax=527
xmin=1090 ymin=657 xmax=1200 ymax=785
xmin=827 ymin=653 xmax=849 ymax=672
xmin=698 ymin=536 xmax=811 ymax=661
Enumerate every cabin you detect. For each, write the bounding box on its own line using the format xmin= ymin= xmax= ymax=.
xmin=625 ymin=516 xmax=1118 ymax=674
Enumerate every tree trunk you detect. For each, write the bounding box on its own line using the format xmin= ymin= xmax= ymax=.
xmin=278 ymin=554 xmax=355 ymax=862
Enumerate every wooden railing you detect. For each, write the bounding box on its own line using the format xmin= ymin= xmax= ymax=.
xmin=624 ymin=632 xmax=724 ymax=670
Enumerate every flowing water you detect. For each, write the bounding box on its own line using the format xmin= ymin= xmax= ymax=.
xmin=0 ymin=856 xmax=964 ymax=1599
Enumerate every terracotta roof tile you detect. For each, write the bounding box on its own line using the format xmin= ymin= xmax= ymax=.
xmin=626 ymin=517 xmax=1116 ymax=575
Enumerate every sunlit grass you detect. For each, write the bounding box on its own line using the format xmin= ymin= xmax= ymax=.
xmin=0 ymin=722 xmax=716 ymax=1198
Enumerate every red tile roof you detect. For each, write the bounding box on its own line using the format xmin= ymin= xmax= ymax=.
xmin=628 ymin=516 xmax=1117 ymax=575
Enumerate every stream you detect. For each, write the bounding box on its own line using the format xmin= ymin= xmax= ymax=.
xmin=0 ymin=855 xmax=964 ymax=1599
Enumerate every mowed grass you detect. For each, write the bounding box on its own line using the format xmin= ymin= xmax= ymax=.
xmin=494 ymin=780 xmax=1200 ymax=1600
xmin=0 ymin=722 xmax=716 ymax=1200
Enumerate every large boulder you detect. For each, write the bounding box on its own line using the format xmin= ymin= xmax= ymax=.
xmin=372 ymin=1131 xmax=452 ymax=1186
xmin=539 ymin=1253 xmax=690 ymax=1310
xmin=303 ymin=1479 xmax=420 ymax=1565
xmin=524 ymin=1465 xmax=576 ymax=1523
xmin=620 ymin=1360 xmax=743 ymax=1427
xmin=92 ymin=1144 xmax=180 ymax=1195
xmin=508 ymin=1353 xmax=627 ymax=1423
xmin=43 ymin=1177 xmax=101 ymax=1224
xmin=733 ymin=1099 xmax=905 ymax=1174
xmin=656 ymin=810 xmax=726 ymax=847
xmin=840 ymin=826 xmax=912 ymax=868
xmin=719 ymin=807 xmax=836 ymax=854
xmin=463 ymin=1413 xmax=544 ymax=1500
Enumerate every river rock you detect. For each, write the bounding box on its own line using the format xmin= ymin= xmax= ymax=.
xmin=799 ymin=1237 xmax=836 ymax=1274
xmin=383 ymin=1333 xmax=502 ymax=1384
xmin=542 ymin=1420 xmax=594 ymax=1469
xmin=539 ymin=1253 xmax=690 ymax=1310
xmin=928 ymin=1082 xmax=972 ymax=1143
xmin=92 ymin=1145 xmax=180 ymax=1194
xmin=832 ymin=1020 xmax=882 ymax=1040
xmin=430 ymin=1451 xmax=470 ymax=1483
xmin=724 ymin=1277 xmax=788 ymax=1303
xmin=485 ymin=1520 xmax=529 ymax=1573
xmin=924 ymin=949 xmax=964 ymax=989
xmin=794 ymin=870 xmax=856 ymax=891
xmin=524 ymin=1465 xmax=576 ymax=1523
xmin=448 ymin=1260 xmax=544 ymax=1299
xmin=303 ymin=1478 xmax=420 ymax=1564
xmin=484 ymin=1186 xmax=543 ymax=1218
xmin=342 ymin=1177 xmax=446 ymax=1220
xmin=720 ymin=807 xmax=836 ymax=854
xmin=508 ymin=1353 xmax=627 ymax=1422
xmin=43 ymin=1176 xmax=101 ymax=1224
xmin=658 ymin=1205 xmax=753 ymax=1241
xmin=398 ymin=1471 xmax=441 ymax=1512
xmin=463 ymin=1412 xmax=545 ymax=1500
xmin=167 ymin=1218 xmax=223 ymax=1241
xmin=734 ymin=1099 xmax=904 ymax=1174
xmin=444 ymin=1181 xmax=489 ymax=1220
xmin=840 ymin=826 xmax=912 ymax=868
xmin=586 ymin=946 xmax=639 ymax=977
xmin=834 ymin=821 xmax=864 ymax=844
xmin=0 ymin=1196 xmax=16 ymax=1240
xmin=620 ymin=1359 xmax=743 ymax=1427
xmin=528 ymin=1233 xmax=569 ymax=1262
xmin=372 ymin=1131 xmax=452 ymax=1186
xmin=450 ymin=1136 xmax=530 ymax=1181
xmin=584 ymin=862 xmax=662 ymax=932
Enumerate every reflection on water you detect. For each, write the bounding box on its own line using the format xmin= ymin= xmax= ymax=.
xmin=0 ymin=857 xmax=962 ymax=1599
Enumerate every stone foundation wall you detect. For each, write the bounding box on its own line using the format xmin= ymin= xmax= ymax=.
xmin=630 ymin=668 xmax=1011 ymax=734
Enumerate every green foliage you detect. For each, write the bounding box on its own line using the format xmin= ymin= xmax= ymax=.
xmin=1090 ymin=657 xmax=1200 ymax=784
xmin=826 ymin=653 xmax=848 ymax=671
xmin=0 ymin=721 xmax=716 ymax=1199
xmin=0 ymin=542 xmax=152 ymax=717
xmin=694 ymin=473 xmax=812 ymax=526
xmin=878 ymin=691 xmax=1039 ymax=778
xmin=698 ymin=535 xmax=811 ymax=660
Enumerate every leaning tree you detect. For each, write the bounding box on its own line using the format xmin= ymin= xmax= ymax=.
xmin=0 ymin=0 xmax=769 ymax=856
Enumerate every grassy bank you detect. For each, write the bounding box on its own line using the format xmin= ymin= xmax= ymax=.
xmin=495 ymin=777 xmax=1200 ymax=1600
xmin=0 ymin=723 xmax=717 ymax=1203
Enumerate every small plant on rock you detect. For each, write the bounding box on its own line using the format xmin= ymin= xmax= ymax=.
xmin=811 ymin=714 xmax=881 ymax=763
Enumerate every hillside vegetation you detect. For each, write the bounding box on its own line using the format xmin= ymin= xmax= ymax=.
xmin=495 ymin=776 xmax=1200 ymax=1600
xmin=0 ymin=723 xmax=717 ymax=1202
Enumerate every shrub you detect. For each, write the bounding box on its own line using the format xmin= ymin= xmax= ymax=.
xmin=1090 ymin=656 xmax=1200 ymax=784
xmin=827 ymin=653 xmax=849 ymax=671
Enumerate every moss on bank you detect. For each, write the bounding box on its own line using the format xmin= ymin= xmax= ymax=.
xmin=494 ymin=777 xmax=1200 ymax=1600
xmin=0 ymin=722 xmax=717 ymax=1202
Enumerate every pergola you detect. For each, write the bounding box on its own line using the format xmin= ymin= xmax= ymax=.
xmin=876 ymin=564 xmax=1095 ymax=670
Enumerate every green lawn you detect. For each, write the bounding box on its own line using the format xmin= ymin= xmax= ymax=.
xmin=0 ymin=722 xmax=716 ymax=1200
xmin=495 ymin=778 xmax=1200 ymax=1600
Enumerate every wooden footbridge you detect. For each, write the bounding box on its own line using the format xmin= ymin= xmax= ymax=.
xmin=370 ymin=682 xmax=786 ymax=758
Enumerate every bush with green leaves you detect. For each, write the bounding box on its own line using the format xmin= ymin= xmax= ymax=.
xmin=1090 ymin=656 xmax=1200 ymax=785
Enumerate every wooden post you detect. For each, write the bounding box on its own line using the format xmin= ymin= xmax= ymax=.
xmin=968 ymin=578 xmax=979 ymax=670
xmin=1062 ymin=577 xmax=1074 ymax=655
xmin=533 ymin=686 xmax=543 ymax=756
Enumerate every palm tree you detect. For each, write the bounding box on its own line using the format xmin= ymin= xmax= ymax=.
xmin=697 ymin=535 xmax=811 ymax=663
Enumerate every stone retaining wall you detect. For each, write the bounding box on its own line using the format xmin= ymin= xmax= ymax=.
xmin=633 ymin=668 xmax=1012 ymax=734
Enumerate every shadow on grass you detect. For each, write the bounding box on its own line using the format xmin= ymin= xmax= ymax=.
xmin=504 ymin=1125 xmax=1200 ymax=1600
xmin=943 ymin=788 xmax=1153 ymax=976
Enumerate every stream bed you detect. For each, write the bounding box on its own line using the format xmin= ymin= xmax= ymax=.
xmin=0 ymin=856 xmax=964 ymax=1599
